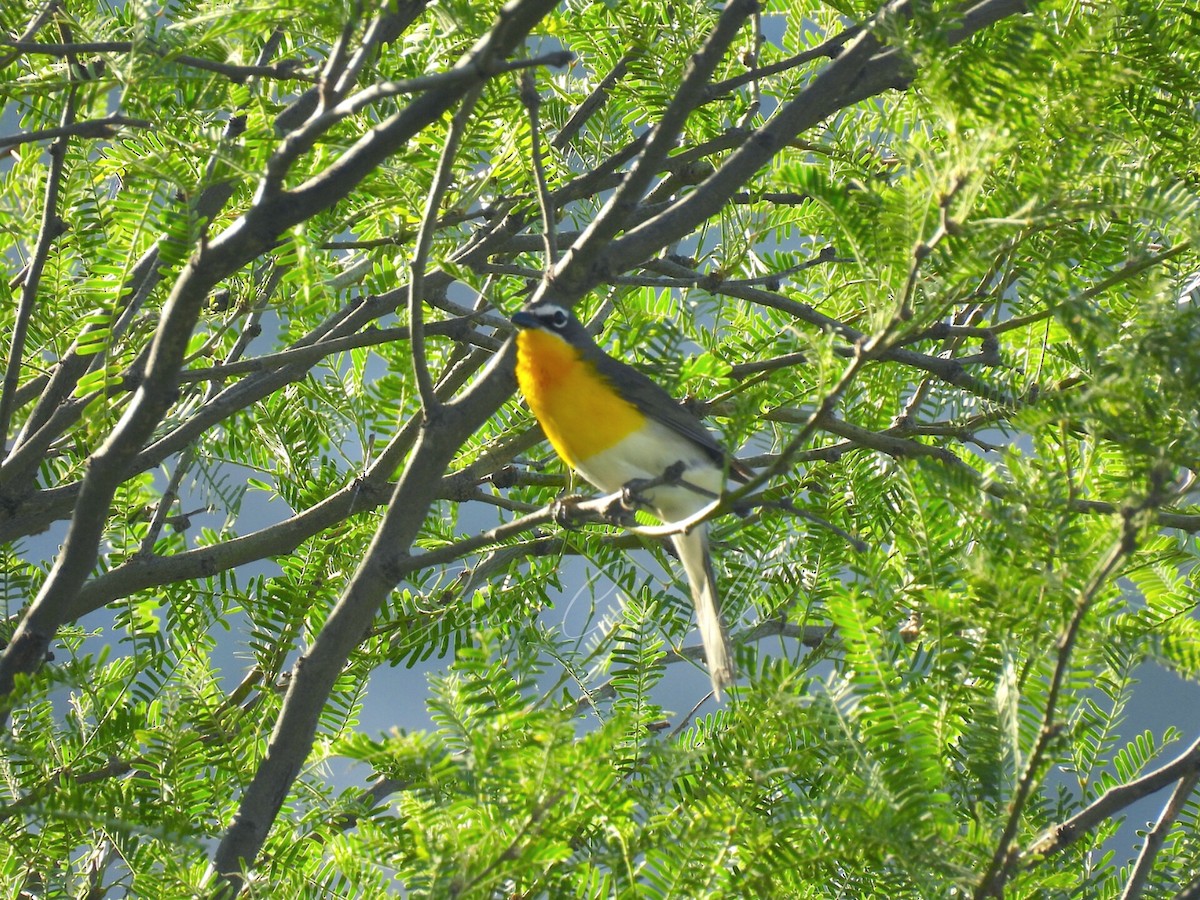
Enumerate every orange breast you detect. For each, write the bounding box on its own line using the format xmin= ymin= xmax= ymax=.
xmin=515 ymin=329 xmax=646 ymax=468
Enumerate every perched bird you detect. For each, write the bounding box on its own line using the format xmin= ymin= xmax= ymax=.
xmin=511 ymin=303 xmax=747 ymax=698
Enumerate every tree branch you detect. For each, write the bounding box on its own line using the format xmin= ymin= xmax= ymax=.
xmin=545 ymin=0 xmax=759 ymax=300
xmin=1121 ymin=767 xmax=1200 ymax=900
xmin=975 ymin=488 xmax=1160 ymax=898
xmin=0 ymin=87 xmax=73 ymax=454
xmin=647 ymin=256 xmax=1012 ymax=402
xmin=273 ymin=0 xmax=431 ymax=133
xmin=520 ymin=69 xmax=557 ymax=266
xmin=552 ymin=50 xmax=635 ymax=150
xmin=206 ymin=1 xmax=563 ymax=890
xmin=410 ymin=85 xmax=484 ymax=415
xmin=603 ymin=0 xmax=1026 ymax=277
xmin=0 ymin=114 xmax=151 ymax=150
xmin=175 ymin=317 xmax=493 ymax=383
xmin=327 ymin=50 xmax=572 ymax=128
xmin=1024 ymin=731 xmax=1200 ymax=862
xmin=0 ymin=38 xmax=314 ymax=82
xmin=0 ymin=0 xmax=61 ymax=68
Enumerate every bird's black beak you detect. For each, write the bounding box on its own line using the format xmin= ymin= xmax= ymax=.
xmin=510 ymin=309 xmax=538 ymax=329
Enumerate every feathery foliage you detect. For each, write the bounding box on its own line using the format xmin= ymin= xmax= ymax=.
xmin=1 ymin=0 xmax=1199 ymax=896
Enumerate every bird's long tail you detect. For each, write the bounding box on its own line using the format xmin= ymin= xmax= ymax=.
xmin=671 ymin=526 xmax=734 ymax=700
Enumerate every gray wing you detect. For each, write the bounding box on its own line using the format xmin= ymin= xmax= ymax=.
xmin=590 ymin=350 xmax=746 ymax=477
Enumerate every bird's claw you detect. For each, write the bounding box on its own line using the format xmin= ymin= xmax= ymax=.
xmin=619 ymin=461 xmax=687 ymax=509
xmin=620 ymin=478 xmax=652 ymax=510
xmin=550 ymin=494 xmax=587 ymax=529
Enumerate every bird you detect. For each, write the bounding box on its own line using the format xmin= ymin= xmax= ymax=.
xmin=510 ymin=302 xmax=748 ymax=699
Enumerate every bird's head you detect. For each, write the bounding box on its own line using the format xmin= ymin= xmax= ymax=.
xmin=510 ymin=304 xmax=593 ymax=348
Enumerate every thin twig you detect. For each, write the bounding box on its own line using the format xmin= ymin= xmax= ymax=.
xmin=175 ymin=317 xmax=493 ymax=383
xmin=721 ymin=244 xmax=848 ymax=286
xmin=735 ymin=6 xmax=763 ymax=128
xmin=326 ymin=1 xmax=380 ymax=100
xmin=988 ymin=241 xmax=1193 ymax=337
xmin=0 ymin=0 xmax=61 ymax=68
xmin=0 ymin=115 xmax=151 ymax=150
xmin=334 ymin=51 xmax=573 ymax=124
xmin=0 ymin=89 xmax=74 ymax=455
xmin=668 ymin=693 xmax=716 ymax=739
xmin=520 ymin=69 xmax=557 ymax=266
xmin=319 ymin=0 xmax=365 ymax=115
xmin=269 ymin=48 xmax=572 ymax=190
xmin=975 ymin=494 xmax=1155 ymax=898
xmin=646 ymin=256 xmax=1010 ymax=402
xmin=1120 ymin=768 xmax=1200 ymax=900
xmin=0 ymin=38 xmax=313 ymax=82
xmin=728 ymin=350 xmax=809 ymax=379
xmin=410 ymin=84 xmax=485 ymax=415
xmin=702 ymin=23 xmax=861 ymax=101
xmin=318 ymin=207 xmax=483 ymax=249
xmin=135 ymin=447 xmax=193 ymax=557
xmin=893 ymin=304 xmax=990 ymax=428
xmin=899 ymin=176 xmax=964 ymax=319
xmin=552 ymin=50 xmax=635 ymax=150
xmin=1024 ymin=731 xmax=1200 ymax=862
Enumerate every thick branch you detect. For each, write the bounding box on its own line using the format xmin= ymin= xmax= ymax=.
xmin=206 ymin=1 xmax=563 ymax=890
xmin=603 ymin=0 xmax=1026 ymax=277
xmin=0 ymin=237 xmax=230 ymax=716
xmin=544 ymin=0 xmax=759 ymax=300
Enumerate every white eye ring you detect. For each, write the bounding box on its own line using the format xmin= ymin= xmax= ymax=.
xmin=549 ymin=308 xmax=568 ymax=328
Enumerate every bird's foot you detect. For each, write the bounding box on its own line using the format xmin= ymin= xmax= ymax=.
xmin=550 ymin=494 xmax=588 ymax=529
xmin=619 ymin=461 xmax=688 ymax=509
xmin=618 ymin=478 xmax=652 ymax=511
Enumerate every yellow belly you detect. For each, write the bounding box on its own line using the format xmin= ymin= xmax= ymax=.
xmin=515 ymin=329 xmax=646 ymax=468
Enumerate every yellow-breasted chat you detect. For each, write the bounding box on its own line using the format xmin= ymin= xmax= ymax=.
xmin=511 ymin=303 xmax=748 ymax=699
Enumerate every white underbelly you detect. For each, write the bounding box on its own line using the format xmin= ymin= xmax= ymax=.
xmin=574 ymin=420 xmax=726 ymax=522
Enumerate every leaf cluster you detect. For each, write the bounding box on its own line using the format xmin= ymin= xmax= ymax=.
xmin=1 ymin=0 xmax=1199 ymax=897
